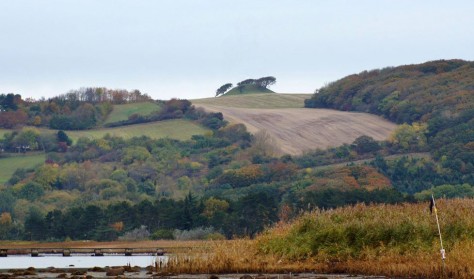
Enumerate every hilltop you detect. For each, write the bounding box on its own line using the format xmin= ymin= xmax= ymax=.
xmin=223 ymin=84 xmax=274 ymax=96
xmin=215 ymin=76 xmax=276 ymax=96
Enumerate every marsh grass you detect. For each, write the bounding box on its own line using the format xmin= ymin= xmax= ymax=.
xmin=162 ymin=199 xmax=474 ymax=278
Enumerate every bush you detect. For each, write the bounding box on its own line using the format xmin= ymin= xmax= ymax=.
xmin=118 ymin=225 xmax=151 ymax=241
xmin=151 ymin=229 xmax=175 ymax=240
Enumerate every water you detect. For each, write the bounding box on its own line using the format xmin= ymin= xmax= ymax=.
xmin=0 ymin=254 xmax=167 ymax=269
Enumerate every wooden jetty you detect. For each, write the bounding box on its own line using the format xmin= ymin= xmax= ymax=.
xmin=0 ymin=247 xmax=165 ymax=257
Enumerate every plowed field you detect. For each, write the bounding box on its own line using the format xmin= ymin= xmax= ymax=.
xmin=193 ymin=94 xmax=397 ymax=155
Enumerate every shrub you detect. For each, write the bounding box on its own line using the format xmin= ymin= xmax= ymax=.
xmin=118 ymin=225 xmax=151 ymax=241
xmin=151 ymin=229 xmax=175 ymax=240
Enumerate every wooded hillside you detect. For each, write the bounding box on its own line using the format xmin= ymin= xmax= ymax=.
xmin=305 ymin=59 xmax=474 ymax=193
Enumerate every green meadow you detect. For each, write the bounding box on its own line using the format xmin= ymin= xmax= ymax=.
xmin=55 ymin=119 xmax=209 ymax=143
xmin=0 ymin=153 xmax=46 ymax=184
xmin=104 ymin=102 xmax=161 ymax=124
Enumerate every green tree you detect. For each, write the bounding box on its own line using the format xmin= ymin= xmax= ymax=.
xmin=24 ymin=207 xmax=47 ymax=240
xmin=18 ymin=181 xmax=45 ymax=201
xmin=352 ymin=135 xmax=380 ymax=154
xmin=256 ymin=76 xmax=276 ymax=88
xmin=12 ymin=127 xmax=41 ymax=151
xmin=215 ymin=83 xmax=233 ymax=97
xmin=390 ymin=122 xmax=428 ymax=151
xmin=57 ymin=130 xmax=72 ymax=145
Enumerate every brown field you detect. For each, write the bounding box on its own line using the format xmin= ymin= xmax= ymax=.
xmin=193 ymin=93 xmax=397 ymax=155
xmin=195 ymin=105 xmax=397 ymax=156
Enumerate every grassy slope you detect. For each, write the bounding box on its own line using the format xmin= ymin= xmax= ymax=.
xmin=192 ymin=93 xmax=312 ymax=109
xmin=104 ymin=102 xmax=161 ymax=124
xmin=0 ymin=119 xmax=209 ymax=145
xmin=59 ymin=120 xmax=209 ymax=143
xmin=224 ymin=84 xmax=274 ymax=96
xmin=0 ymin=153 xmax=45 ymax=184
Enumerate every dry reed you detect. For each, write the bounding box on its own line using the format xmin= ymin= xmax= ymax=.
xmin=160 ymin=199 xmax=474 ymax=278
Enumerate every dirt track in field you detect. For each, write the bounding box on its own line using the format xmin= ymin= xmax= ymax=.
xmin=195 ymin=103 xmax=397 ymax=156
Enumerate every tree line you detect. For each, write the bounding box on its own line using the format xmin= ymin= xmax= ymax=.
xmin=0 ymin=88 xmax=151 ymax=130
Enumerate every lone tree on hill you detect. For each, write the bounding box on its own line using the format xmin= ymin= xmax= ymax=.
xmin=216 ymin=83 xmax=233 ymax=97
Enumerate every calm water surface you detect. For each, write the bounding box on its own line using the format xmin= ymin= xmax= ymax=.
xmin=0 ymin=254 xmax=167 ymax=269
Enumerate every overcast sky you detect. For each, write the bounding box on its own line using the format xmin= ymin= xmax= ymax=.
xmin=1 ymin=0 xmax=473 ymax=100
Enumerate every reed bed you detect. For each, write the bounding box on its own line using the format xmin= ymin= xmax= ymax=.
xmin=161 ymin=199 xmax=474 ymax=278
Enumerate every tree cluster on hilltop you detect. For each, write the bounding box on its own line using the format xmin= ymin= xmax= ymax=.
xmin=216 ymin=76 xmax=276 ymax=96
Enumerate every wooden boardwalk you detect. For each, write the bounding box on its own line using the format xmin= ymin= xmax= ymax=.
xmin=0 ymin=247 xmax=165 ymax=257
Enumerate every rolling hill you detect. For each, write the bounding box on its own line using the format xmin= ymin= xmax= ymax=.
xmin=192 ymin=93 xmax=397 ymax=155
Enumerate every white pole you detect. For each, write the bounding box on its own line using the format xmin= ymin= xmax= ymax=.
xmin=432 ymin=194 xmax=445 ymax=260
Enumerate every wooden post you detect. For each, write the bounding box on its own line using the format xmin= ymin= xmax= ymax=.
xmin=94 ymin=249 xmax=104 ymax=256
xmin=31 ymin=249 xmax=39 ymax=257
xmin=62 ymin=249 xmax=71 ymax=257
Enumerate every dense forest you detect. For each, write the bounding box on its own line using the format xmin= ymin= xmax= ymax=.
xmin=1 ymin=60 xmax=473 ymax=241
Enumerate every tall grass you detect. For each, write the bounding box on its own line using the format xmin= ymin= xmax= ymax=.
xmin=161 ymin=199 xmax=474 ymax=278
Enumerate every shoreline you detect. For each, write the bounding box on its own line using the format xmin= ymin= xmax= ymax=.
xmin=0 ymin=267 xmax=387 ymax=279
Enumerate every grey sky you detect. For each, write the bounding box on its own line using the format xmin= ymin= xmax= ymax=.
xmin=1 ymin=0 xmax=473 ymax=100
